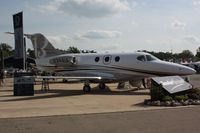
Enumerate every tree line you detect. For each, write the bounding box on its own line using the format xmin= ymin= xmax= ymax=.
xmin=0 ymin=43 xmax=96 ymax=59
xmin=138 ymin=50 xmax=196 ymax=63
xmin=1 ymin=42 xmax=200 ymax=63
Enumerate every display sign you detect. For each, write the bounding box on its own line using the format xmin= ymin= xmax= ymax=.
xmin=14 ymin=77 xmax=34 ymax=84
xmin=152 ymin=76 xmax=192 ymax=94
xmin=13 ymin=12 xmax=25 ymax=69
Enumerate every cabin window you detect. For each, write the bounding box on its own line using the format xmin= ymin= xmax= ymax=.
xmin=72 ymin=57 xmax=76 ymax=63
xmin=137 ymin=55 xmax=146 ymax=61
xmin=103 ymin=55 xmax=112 ymax=64
xmin=105 ymin=57 xmax=109 ymax=62
xmin=64 ymin=57 xmax=68 ymax=62
xmin=95 ymin=57 xmax=100 ymax=62
xmin=61 ymin=57 xmax=64 ymax=62
xmin=115 ymin=56 xmax=120 ymax=62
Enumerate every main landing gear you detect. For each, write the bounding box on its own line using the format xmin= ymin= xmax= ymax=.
xmin=83 ymin=82 xmax=106 ymax=92
xmin=83 ymin=82 xmax=91 ymax=92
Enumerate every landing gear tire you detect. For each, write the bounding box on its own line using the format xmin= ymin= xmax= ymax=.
xmin=83 ymin=85 xmax=91 ymax=92
xmin=99 ymin=83 xmax=106 ymax=90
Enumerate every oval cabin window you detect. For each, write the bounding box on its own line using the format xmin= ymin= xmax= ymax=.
xmin=95 ymin=57 xmax=100 ymax=62
xmin=115 ymin=56 xmax=120 ymax=62
xmin=103 ymin=55 xmax=112 ymax=64
xmin=105 ymin=56 xmax=110 ymax=62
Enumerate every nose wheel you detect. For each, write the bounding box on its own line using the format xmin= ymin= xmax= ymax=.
xmin=83 ymin=85 xmax=91 ymax=92
xmin=99 ymin=83 xmax=106 ymax=90
xmin=83 ymin=82 xmax=91 ymax=92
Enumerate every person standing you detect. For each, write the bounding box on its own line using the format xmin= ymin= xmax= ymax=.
xmin=0 ymin=69 xmax=4 ymax=87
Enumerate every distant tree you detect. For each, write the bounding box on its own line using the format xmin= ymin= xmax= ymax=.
xmin=0 ymin=43 xmax=13 ymax=57
xmin=27 ymin=48 xmax=35 ymax=59
xmin=81 ymin=50 xmax=97 ymax=53
xmin=138 ymin=49 xmax=196 ymax=62
xmin=196 ymin=52 xmax=200 ymax=60
xmin=178 ymin=50 xmax=194 ymax=61
xmin=197 ymin=47 xmax=200 ymax=53
xmin=139 ymin=50 xmax=173 ymax=61
xmin=196 ymin=47 xmax=200 ymax=60
xmin=148 ymin=51 xmax=173 ymax=61
xmin=65 ymin=46 xmax=97 ymax=54
xmin=66 ymin=46 xmax=80 ymax=53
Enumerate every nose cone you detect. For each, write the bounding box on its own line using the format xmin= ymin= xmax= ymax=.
xmin=178 ymin=65 xmax=196 ymax=75
xmin=159 ymin=61 xmax=196 ymax=75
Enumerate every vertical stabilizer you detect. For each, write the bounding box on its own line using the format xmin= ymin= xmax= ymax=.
xmin=27 ymin=33 xmax=62 ymax=58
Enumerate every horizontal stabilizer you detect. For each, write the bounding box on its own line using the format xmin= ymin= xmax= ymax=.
xmin=5 ymin=32 xmax=32 ymax=38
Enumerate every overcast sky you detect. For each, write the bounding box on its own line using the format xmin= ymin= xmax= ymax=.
xmin=1 ymin=0 xmax=200 ymax=54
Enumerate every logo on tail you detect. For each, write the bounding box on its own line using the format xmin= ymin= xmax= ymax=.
xmin=27 ymin=33 xmax=62 ymax=58
xmin=5 ymin=32 xmax=63 ymax=58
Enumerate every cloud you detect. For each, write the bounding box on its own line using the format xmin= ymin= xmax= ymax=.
xmin=193 ymin=0 xmax=200 ymax=11
xmin=184 ymin=36 xmax=200 ymax=45
xmin=38 ymin=0 xmax=130 ymax=18
xmin=47 ymin=35 xmax=75 ymax=48
xmin=170 ymin=20 xmax=186 ymax=30
xmin=131 ymin=21 xmax=139 ymax=27
xmin=74 ymin=30 xmax=122 ymax=40
xmin=193 ymin=0 xmax=200 ymax=6
xmin=96 ymin=43 xmax=123 ymax=52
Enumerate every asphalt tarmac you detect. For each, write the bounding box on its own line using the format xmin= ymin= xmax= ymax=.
xmin=0 ymin=107 xmax=200 ymax=133
xmin=0 ymin=78 xmax=153 ymax=118
xmin=0 ymin=75 xmax=200 ymax=133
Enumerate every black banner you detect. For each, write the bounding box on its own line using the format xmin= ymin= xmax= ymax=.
xmin=13 ymin=12 xmax=23 ymax=29
xmin=13 ymin=12 xmax=25 ymax=69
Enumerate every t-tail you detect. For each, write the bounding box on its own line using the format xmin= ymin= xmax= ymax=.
xmin=5 ymin=32 xmax=63 ymax=59
xmin=26 ymin=33 xmax=63 ymax=58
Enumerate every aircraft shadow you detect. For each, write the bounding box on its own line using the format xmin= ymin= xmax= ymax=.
xmin=0 ymin=89 xmax=13 ymax=92
xmin=1 ymin=87 xmax=149 ymax=102
xmin=132 ymin=102 xmax=150 ymax=107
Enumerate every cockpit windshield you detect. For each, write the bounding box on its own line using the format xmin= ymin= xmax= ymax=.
xmin=146 ymin=55 xmax=158 ymax=61
xmin=137 ymin=54 xmax=159 ymax=62
xmin=137 ymin=55 xmax=146 ymax=61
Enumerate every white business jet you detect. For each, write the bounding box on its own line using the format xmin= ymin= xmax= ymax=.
xmin=7 ymin=32 xmax=196 ymax=92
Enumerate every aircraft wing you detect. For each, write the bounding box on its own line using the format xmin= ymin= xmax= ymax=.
xmin=24 ymin=76 xmax=102 ymax=80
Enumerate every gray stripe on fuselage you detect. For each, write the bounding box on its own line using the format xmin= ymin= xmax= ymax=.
xmin=38 ymin=64 xmax=179 ymax=76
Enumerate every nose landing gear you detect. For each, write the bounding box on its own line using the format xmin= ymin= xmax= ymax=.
xmin=98 ymin=83 xmax=106 ymax=90
xmin=83 ymin=81 xmax=91 ymax=92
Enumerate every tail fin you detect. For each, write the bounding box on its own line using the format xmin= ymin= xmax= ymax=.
xmin=5 ymin=32 xmax=63 ymax=58
xmin=27 ymin=33 xmax=63 ymax=58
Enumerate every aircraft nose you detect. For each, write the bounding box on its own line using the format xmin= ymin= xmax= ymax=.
xmin=179 ymin=65 xmax=196 ymax=75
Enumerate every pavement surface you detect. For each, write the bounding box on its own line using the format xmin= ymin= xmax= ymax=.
xmin=0 ymin=78 xmax=156 ymax=118
xmin=0 ymin=107 xmax=200 ymax=133
xmin=0 ymin=75 xmax=200 ymax=133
